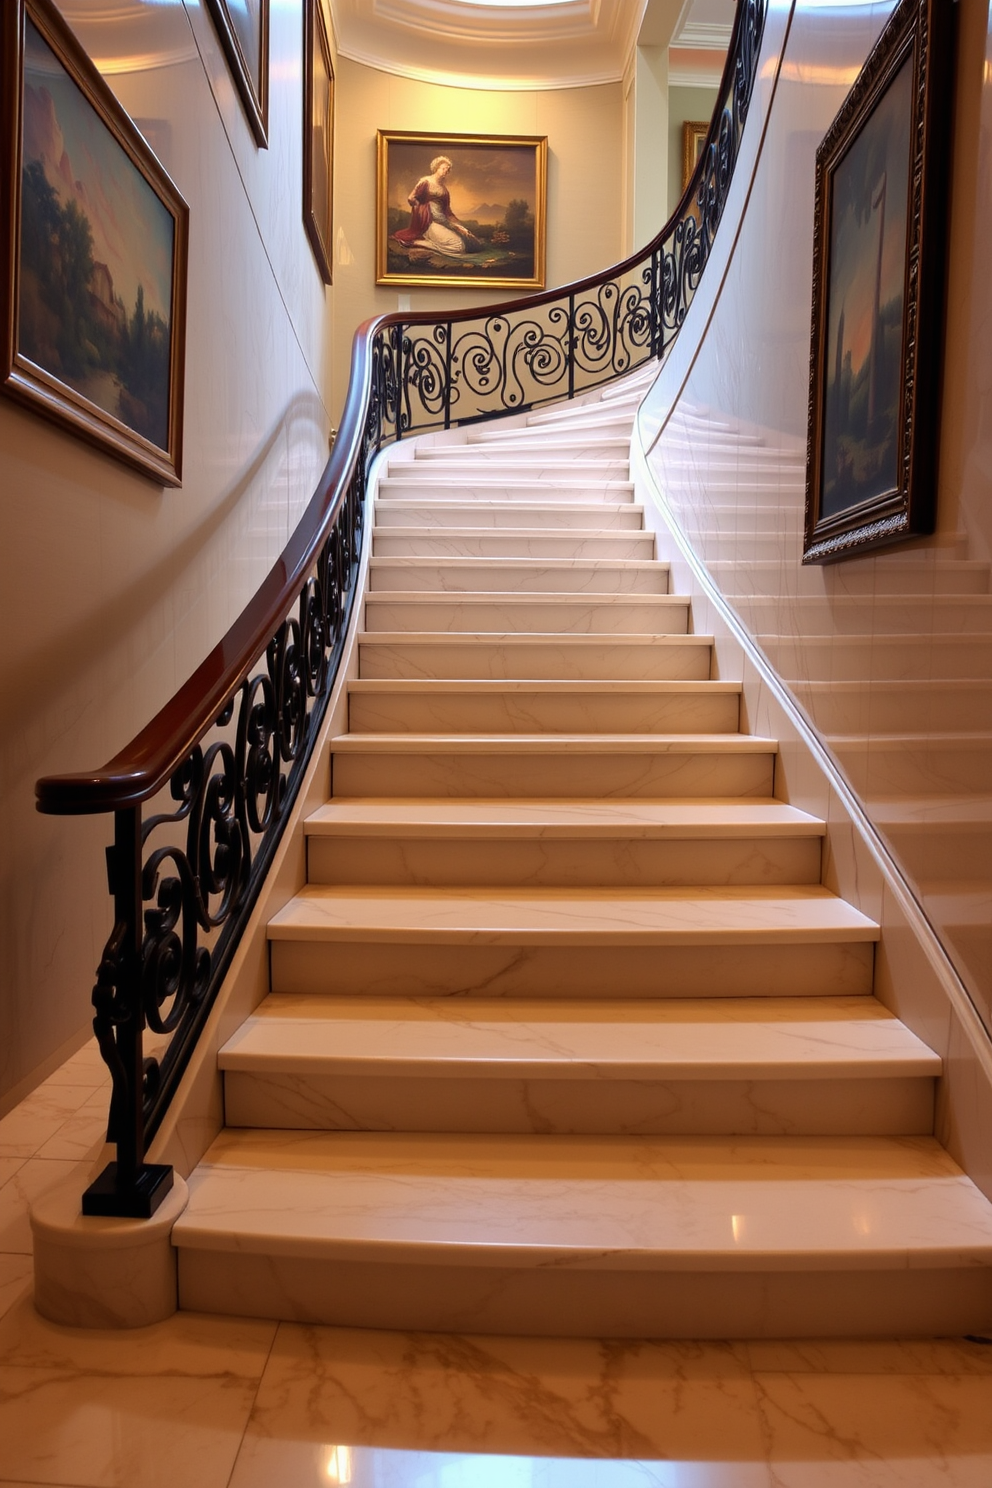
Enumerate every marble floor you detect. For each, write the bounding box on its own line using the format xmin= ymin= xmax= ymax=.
xmin=2 ymin=1047 xmax=992 ymax=1487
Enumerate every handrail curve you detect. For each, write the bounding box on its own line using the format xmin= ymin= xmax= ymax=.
xmin=33 ymin=0 xmax=768 ymax=1218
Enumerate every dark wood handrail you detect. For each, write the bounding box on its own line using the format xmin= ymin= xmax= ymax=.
xmin=35 ymin=0 xmax=756 ymax=819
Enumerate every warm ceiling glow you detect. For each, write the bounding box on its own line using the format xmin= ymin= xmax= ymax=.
xmin=452 ymin=0 xmax=577 ymax=6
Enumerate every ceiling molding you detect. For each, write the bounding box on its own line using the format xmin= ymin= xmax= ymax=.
xmin=331 ymin=0 xmax=646 ymax=90
xmin=675 ymin=20 xmax=732 ymax=48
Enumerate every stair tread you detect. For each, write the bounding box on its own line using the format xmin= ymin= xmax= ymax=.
xmin=330 ymin=733 xmax=774 ymax=754
xmin=220 ymin=994 xmax=938 ymax=1079
xmin=267 ymin=883 xmax=879 ymax=943
xmin=349 ymin=679 xmax=736 ymax=691
xmin=304 ymin=798 xmax=823 ymax=837
xmin=173 ymin=1131 xmax=992 ymax=1268
xmin=359 ymin=633 xmax=707 ymax=646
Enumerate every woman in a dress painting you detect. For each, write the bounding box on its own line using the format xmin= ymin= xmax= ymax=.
xmin=392 ymin=156 xmax=481 ymax=257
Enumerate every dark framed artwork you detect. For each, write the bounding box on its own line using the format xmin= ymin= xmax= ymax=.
xmin=304 ymin=0 xmax=334 ymax=285
xmin=803 ymin=0 xmax=954 ymax=563
xmin=682 ymin=120 xmax=708 ymax=192
xmin=1 ymin=0 xmax=189 ymax=485
xmin=377 ymin=131 xmax=548 ymax=290
xmin=205 ymin=0 xmax=269 ymax=148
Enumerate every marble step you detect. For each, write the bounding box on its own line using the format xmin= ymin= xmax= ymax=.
xmin=831 ymin=734 xmax=992 ymax=798
xmin=172 ymin=1129 xmax=992 ymax=1337
xmin=719 ymin=561 xmax=991 ymax=596
xmin=462 ymin=434 xmax=631 ymax=453
xmin=741 ymin=595 xmax=992 ymax=636
xmin=793 ymin=680 xmax=992 ymax=734
xmin=347 ymin=678 xmax=734 ymax=733
xmin=762 ymin=633 xmax=992 ymax=682
xmin=403 ymin=454 xmax=631 ymax=473
xmin=357 ymin=633 xmax=709 ymax=681
xmin=361 ymin=593 xmax=689 ymax=635
xmin=372 ymin=500 xmax=646 ymax=529
xmin=371 ymin=499 xmax=645 ymax=529
xmin=368 ymin=558 xmax=669 ymax=594
xmin=370 ymin=529 xmax=656 ymax=561
xmin=524 ymin=409 xmax=635 ymax=432
xmin=328 ymin=732 xmax=775 ymax=798
xmin=377 ymin=478 xmax=637 ymax=503
xmin=220 ymin=994 xmax=936 ymax=1136
xmin=268 ymin=883 xmax=876 ymax=1000
xmin=305 ymin=797 xmax=822 ymax=887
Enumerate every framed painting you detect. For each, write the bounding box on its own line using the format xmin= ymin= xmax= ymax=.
xmin=304 ymin=0 xmax=334 ymax=285
xmin=205 ymin=0 xmax=269 ymax=148
xmin=682 ymin=120 xmax=709 ymax=192
xmin=1 ymin=0 xmax=189 ymax=485
xmin=377 ymin=131 xmax=547 ymax=290
xmin=803 ymin=0 xmax=954 ymax=563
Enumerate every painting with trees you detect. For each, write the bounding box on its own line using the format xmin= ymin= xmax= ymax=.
xmin=803 ymin=0 xmax=954 ymax=563
xmin=377 ymin=132 xmax=547 ymax=290
xmin=2 ymin=0 xmax=188 ymax=484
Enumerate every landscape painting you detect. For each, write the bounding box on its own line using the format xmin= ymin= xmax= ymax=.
xmin=3 ymin=0 xmax=188 ymax=483
xmin=377 ymin=132 xmax=547 ymax=290
xmin=804 ymin=0 xmax=954 ymax=563
xmin=820 ymin=57 xmax=912 ymax=522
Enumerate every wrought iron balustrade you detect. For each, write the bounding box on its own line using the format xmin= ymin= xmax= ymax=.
xmin=34 ymin=0 xmax=768 ymax=1218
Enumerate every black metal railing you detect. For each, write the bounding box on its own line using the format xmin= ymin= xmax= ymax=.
xmin=34 ymin=0 xmax=768 ymax=1218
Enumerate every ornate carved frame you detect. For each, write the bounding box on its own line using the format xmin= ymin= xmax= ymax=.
xmin=803 ymin=0 xmax=955 ymax=564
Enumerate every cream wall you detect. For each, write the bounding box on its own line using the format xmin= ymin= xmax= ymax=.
xmin=330 ymin=60 xmax=624 ymax=420
xmin=0 ymin=0 xmax=337 ymax=1111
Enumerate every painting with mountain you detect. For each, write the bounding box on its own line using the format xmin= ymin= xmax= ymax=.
xmin=2 ymin=0 xmax=188 ymax=483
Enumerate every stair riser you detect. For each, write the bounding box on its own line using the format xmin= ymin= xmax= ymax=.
xmin=373 ymin=504 xmax=646 ymax=529
xmin=371 ymin=534 xmax=655 ymax=560
xmin=179 ymin=1254 xmax=987 ymax=1338
xmin=377 ymin=482 xmax=637 ymax=503
xmin=330 ymin=750 xmax=773 ymax=799
xmin=307 ymin=834 xmax=822 ymax=888
xmin=883 ymin=827 xmax=992 ymax=884
xmin=357 ymin=641 xmax=710 ymax=680
xmin=368 ymin=563 xmax=668 ymax=593
xmin=223 ymin=1071 xmax=932 ymax=1137
xmin=347 ymin=690 xmax=732 ymax=733
xmin=361 ymin=599 xmax=689 ymax=635
xmin=270 ymin=939 xmax=875 ymax=1000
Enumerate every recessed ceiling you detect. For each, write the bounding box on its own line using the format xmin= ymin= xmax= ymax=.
xmin=330 ymin=0 xmax=648 ymax=90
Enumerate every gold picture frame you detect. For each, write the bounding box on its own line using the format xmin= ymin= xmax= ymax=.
xmin=682 ymin=120 xmax=709 ymax=193
xmin=1 ymin=0 xmax=189 ymax=485
xmin=377 ymin=131 xmax=547 ymax=291
xmin=303 ymin=0 xmax=334 ymax=285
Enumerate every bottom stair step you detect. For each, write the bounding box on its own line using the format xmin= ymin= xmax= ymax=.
xmin=173 ymin=1130 xmax=992 ymax=1338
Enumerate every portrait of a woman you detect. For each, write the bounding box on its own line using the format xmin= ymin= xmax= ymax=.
xmin=391 ymin=156 xmax=481 ymax=258
xmin=377 ymin=131 xmax=547 ymax=289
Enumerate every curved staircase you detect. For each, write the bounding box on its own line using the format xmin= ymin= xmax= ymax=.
xmin=170 ymin=379 xmax=992 ymax=1338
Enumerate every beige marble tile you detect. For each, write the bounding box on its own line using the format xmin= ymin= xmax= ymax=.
xmin=0 ymin=1090 xmax=98 ymax=1159
xmin=0 ymin=1255 xmax=33 ymax=1322
xmin=0 ymin=1293 xmax=276 ymax=1488
xmin=753 ymin=1367 xmax=992 ymax=1485
xmin=227 ymin=1325 xmax=770 ymax=1487
xmin=0 ymin=1161 xmax=81 ymax=1255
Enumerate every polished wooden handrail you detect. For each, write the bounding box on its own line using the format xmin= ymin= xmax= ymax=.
xmin=35 ymin=0 xmax=756 ymax=819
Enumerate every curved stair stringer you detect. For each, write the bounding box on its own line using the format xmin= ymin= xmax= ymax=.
xmin=631 ymin=427 xmax=992 ymax=1214
xmin=163 ymin=367 xmax=992 ymax=1340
